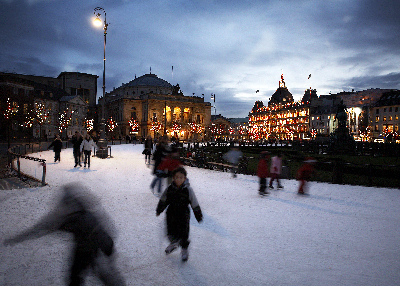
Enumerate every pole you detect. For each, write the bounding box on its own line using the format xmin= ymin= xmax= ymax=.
xmin=94 ymin=7 xmax=109 ymax=158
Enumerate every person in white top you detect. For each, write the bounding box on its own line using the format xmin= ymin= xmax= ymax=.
xmin=269 ymin=152 xmax=283 ymax=189
xmin=80 ymin=134 xmax=98 ymax=168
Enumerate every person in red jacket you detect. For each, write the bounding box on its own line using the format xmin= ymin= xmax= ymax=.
xmin=257 ymin=151 xmax=270 ymax=195
xmin=157 ymin=147 xmax=183 ymax=186
xmin=296 ymin=157 xmax=317 ymax=195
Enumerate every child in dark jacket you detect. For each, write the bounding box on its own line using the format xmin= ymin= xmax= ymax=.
xmin=156 ymin=167 xmax=203 ymax=261
xmin=47 ymin=135 xmax=63 ymax=162
xmin=257 ymin=151 xmax=270 ymax=195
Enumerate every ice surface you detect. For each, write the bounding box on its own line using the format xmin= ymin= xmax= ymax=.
xmin=1 ymin=144 xmax=399 ymax=285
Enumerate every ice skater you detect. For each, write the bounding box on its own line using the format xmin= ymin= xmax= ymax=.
xmin=269 ymin=152 xmax=283 ymax=189
xmin=257 ymin=151 xmax=270 ymax=196
xmin=48 ymin=134 xmax=63 ymax=162
xmin=223 ymin=147 xmax=243 ymax=178
xmin=296 ymin=157 xmax=317 ymax=195
xmin=3 ymin=183 xmax=125 ymax=286
xmin=72 ymin=131 xmax=83 ymax=167
xmin=143 ymin=135 xmax=153 ymax=164
xmin=156 ymin=167 xmax=203 ymax=261
xmin=80 ymin=134 xmax=98 ymax=168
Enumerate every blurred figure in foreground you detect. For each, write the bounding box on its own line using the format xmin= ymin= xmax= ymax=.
xmin=156 ymin=167 xmax=203 ymax=262
xmin=296 ymin=157 xmax=317 ymax=195
xmin=3 ymin=183 xmax=125 ymax=286
xmin=257 ymin=151 xmax=270 ymax=196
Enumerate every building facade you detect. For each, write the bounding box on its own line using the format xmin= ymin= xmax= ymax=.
xmin=0 ymin=73 xmax=91 ymax=140
xmin=100 ymin=73 xmax=212 ymax=141
xmin=248 ymin=75 xmax=311 ymax=141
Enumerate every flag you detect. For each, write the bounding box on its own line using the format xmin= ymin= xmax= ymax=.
xmin=256 ymin=90 xmax=259 ymax=93
xmin=172 ymin=66 xmax=173 ymax=72
xmin=308 ymin=74 xmax=311 ymax=79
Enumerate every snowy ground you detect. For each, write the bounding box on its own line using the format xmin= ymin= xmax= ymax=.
xmin=1 ymin=144 xmax=400 ymax=286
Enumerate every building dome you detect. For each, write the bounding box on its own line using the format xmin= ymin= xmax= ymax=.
xmin=269 ymin=87 xmax=294 ymax=105
xmin=124 ymin=74 xmax=172 ymax=88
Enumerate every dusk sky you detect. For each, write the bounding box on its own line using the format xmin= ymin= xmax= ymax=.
xmin=1 ymin=0 xmax=400 ymax=118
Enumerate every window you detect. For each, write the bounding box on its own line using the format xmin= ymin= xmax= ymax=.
xmin=389 ymin=116 xmax=393 ymax=121
xmin=389 ymin=107 xmax=392 ymax=112
xmin=384 ymin=108 xmax=386 ymax=112
xmin=395 ymin=107 xmax=398 ymax=112
xmin=396 ymin=115 xmax=399 ymax=121
xmin=376 ymin=116 xmax=379 ymax=122
xmin=131 ymin=112 xmax=136 ymax=120
xmin=383 ymin=116 xmax=386 ymax=121
xmin=375 ymin=125 xmax=379 ymax=131
xmin=376 ymin=109 xmax=379 ymax=114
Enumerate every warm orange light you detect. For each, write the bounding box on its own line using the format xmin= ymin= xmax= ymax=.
xmin=93 ymin=17 xmax=103 ymax=27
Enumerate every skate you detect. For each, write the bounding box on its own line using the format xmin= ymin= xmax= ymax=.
xmin=181 ymin=248 xmax=189 ymax=261
xmin=165 ymin=240 xmax=180 ymax=254
xmin=269 ymin=185 xmax=274 ymax=190
xmin=259 ymin=190 xmax=269 ymax=196
xmin=277 ymin=185 xmax=283 ymax=189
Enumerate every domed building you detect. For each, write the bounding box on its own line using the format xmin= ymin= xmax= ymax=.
xmin=99 ymin=73 xmax=211 ymax=140
xmin=248 ymin=74 xmax=310 ymax=141
xmin=268 ymin=74 xmax=294 ymax=106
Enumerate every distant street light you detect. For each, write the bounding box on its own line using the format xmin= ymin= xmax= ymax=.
xmin=93 ymin=7 xmax=109 ymax=158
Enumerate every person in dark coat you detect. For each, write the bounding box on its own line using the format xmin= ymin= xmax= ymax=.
xmin=143 ymin=136 xmax=153 ymax=164
xmin=72 ymin=131 xmax=83 ymax=167
xmin=48 ymin=135 xmax=63 ymax=162
xmin=156 ymin=167 xmax=203 ymax=262
xmin=152 ymin=136 xmax=168 ymax=174
xmin=3 ymin=183 xmax=125 ymax=286
xmin=257 ymin=151 xmax=270 ymax=195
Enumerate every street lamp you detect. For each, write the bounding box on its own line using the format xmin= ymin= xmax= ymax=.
xmin=93 ymin=7 xmax=109 ymax=158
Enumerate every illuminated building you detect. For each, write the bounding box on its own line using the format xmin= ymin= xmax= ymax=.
xmin=248 ymin=75 xmax=311 ymax=141
xmin=369 ymin=90 xmax=400 ymax=142
xmin=100 ymin=73 xmax=211 ymax=140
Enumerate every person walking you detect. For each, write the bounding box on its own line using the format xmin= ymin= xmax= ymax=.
xmin=3 ymin=183 xmax=125 ymax=286
xmin=80 ymin=134 xmax=98 ymax=168
xmin=269 ymin=152 xmax=283 ymax=189
xmin=156 ymin=167 xmax=203 ymax=261
xmin=143 ymin=136 xmax=153 ymax=164
xmin=72 ymin=131 xmax=83 ymax=168
xmin=257 ymin=151 xmax=270 ymax=195
xmin=296 ymin=157 xmax=317 ymax=195
xmin=48 ymin=135 xmax=63 ymax=162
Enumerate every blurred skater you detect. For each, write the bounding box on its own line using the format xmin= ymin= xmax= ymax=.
xmin=151 ymin=147 xmax=182 ymax=195
xmin=143 ymin=136 xmax=153 ymax=164
xmin=72 ymin=131 xmax=83 ymax=167
xmin=150 ymin=136 xmax=168 ymax=194
xmin=296 ymin=157 xmax=317 ymax=195
xmin=269 ymin=152 xmax=283 ymax=189
xmin=223 ymin=147 xmax=243 ymax=178
xmin=156 ymin=167 xmax=203 ymax=261
xmin=80 ymin=134 xmax=98 ymax=168
xmin=48 ymin=134 xmax=63 ymax=162
xmin=257 ymin=151 xmax=270 ymax=195
xmin=3 ymin=183 xmax=125 ymax=286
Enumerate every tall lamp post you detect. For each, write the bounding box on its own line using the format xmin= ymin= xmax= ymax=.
xmin=93 ymin=7 xmax=109 ymax=158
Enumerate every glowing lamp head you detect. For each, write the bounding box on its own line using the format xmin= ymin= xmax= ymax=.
xmin=93 ymin=17 xmax=103 ymax=27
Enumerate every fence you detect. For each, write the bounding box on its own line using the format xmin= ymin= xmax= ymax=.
xmin=8 ymin=143 xmax=48 ymax=186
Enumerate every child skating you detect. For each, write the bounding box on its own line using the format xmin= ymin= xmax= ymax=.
xmin=156 ymin=167 xmax=203 ymax=261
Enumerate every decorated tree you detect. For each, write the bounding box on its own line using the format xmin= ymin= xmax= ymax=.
xmin=33 ymin=101 xmax=50 ymax=141
xmin=58 ymin=108 xmax=74 ymax=138
xmin=129 ymin=118 xmax=140 ymax=133
xmin=3 ymin=98 xmax=19 ymax=148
